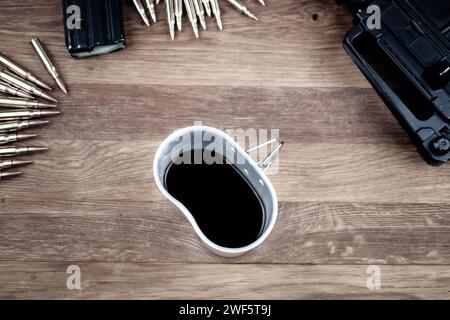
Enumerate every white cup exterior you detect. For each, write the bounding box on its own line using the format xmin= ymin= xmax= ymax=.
xmin=153 ymin=126 xmax=278 ymax=257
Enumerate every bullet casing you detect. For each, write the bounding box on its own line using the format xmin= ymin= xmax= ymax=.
xmin=175 ymin=0 xmax=183 ymax=31
xmin=0 ymin=133 xmax=19 ymax=145
xmin=202 ymin=0 xmax=212 ymax=17
xmin=0 ymin=69 xmax=57 ymax=102
xmin=145 ymin=0 xmax=157 ymax=23
xmin=0 ymin=52 xmax=52 ymax=91
xmin=0 ymin=146 xmax=48 ymax=157
xmin=133 ymin=0 xmax=151 ymax=27
xmin=226 ymin=0 xmax=258 ymax=20
xmin=166 ymin=0 xmax=176 ymax=40
xmin=31 ymin=38 xmax=68 ymax=94
xmin=0 ymin=69 xmax=36 ymax=90
xmin=0 ymin=120 xmax=49 ymax=133
xmin=184 ymin=0 xmax=199 ymax=38
xmin=0 ymin=133 xmax=37 ymax=145
xmin=193 ymin=0 xmax=207 ymax=30
xmin=0 ymin=97 xmax=56 ymax=109
xmin=0 ymin=81 xmax=34 ymax=99
xmin=0 ymin=121 xmax=28 ymax=133
xmin=0 ymin=159 xmax=33 ymax=170
xmin=211 ymin=0 xmax=223 ymax=30
xmin=0 ymin=109 xmax=60 ymax=121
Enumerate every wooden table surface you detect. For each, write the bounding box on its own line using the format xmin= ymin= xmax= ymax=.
xmin=0 ymin=0 xmax=449 ymax=299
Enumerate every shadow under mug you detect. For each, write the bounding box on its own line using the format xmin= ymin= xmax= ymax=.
xmin=153 ymin=126 xmax=281 ymax=257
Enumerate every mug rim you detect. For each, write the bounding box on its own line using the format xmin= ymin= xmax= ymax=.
xmin=153 ymin=125 xmax=278 ymax=256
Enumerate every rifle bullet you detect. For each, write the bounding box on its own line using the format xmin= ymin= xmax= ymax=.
xmin=145 ymin=0 xmax=157 ymax=23
xmin=194 ymin=0 xmax=207 ymax=30
xmin=0 ymin=159 xmax=33 ymax=170
xmin=166 ymin=0 xmax=176 ymax=40
xmin=0 ymin=110 xmax=60 ymax=121
xmin=30 ymin=38 xmax=68 ymax=95
xmin=0 ymin=119 xmax=49 ymax=133
xmin=227 ymin=0 xmax=258 ymax=21
xmin=0 ymin=97 xmax=57 ymax=109
xmin=0 ymin=170 xmax=22 ymax=180
xmin=184 ymin=0 xmax=199 ymax=38
xmin=210 ymin=0 xmax=223 ymax=30
xmin=0 ymin=146 xmax=48 ymax=157
xmin=202 ymin=0 xmax=212 ymax=17
xmin=0 ymin=69 xmax=58 ymax=103
xmin=0 ymin=133 xmax=37 ymax=145
xmin=0 ymin=52 xmax=52 ymax=91
xmin=0 ymin=81 xmax=34 ymax=99
xmin=133 ymin=0 xmax=151 ymax=27
xmin=175 ymin=0 xmax=183 ymax=31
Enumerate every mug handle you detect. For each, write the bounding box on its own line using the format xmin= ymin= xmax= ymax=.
xmin=246 ymin=138 xmax=284 ymax=172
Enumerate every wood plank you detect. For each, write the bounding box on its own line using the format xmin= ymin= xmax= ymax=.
xmin=37 ymin=84 xmax=408 ymax=144
xmin=0 ymin=262 xmax=448 ymax=299
xmin=1 ymin=140 xmax=449 ymax=203
xmin=0 ymin=0 xmax=369 ymax=88
xmin=0 ymin=201 xmax=448 ymax=264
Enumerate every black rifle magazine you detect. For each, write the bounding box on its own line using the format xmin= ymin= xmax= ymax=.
xmin=344 ymin=0 xmax=450 ymax=165
xmin=62 ymin=0 xmax=125 ymax=58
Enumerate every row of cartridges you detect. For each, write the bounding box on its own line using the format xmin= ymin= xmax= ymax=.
xmin=0 ymin=38 xmax=67 ymax=181
xmin=133 ymin=0 xmax=266 ymax=39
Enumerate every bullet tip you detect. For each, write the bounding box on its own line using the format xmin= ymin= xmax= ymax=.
xmin=193 ymin=25 xmax=199 ymax=39
xmin=17 ymin=91 xmax=34 ymax=99
xmin=43 ymin=110 xmax=61 ymax=117
xmin=176 ymin=17 xmax=182 ymax=31
xmin=0 ymin=171 xmax=22 ymax=179
xmin=16 ymin=133 xmax=38 ymax=141
xmin=41 ymin=92 xmax=58 ymax=103
xmin=55 ymin=78 xmax=68 ymax=95
xmin=11 ymin=160 xmax=33 ymax=167
xmin=169 ymin=24 xmax=175 ymax=40
xmin=150 ymin=12 xmax=156 ymax=24
xmin=27 ymin=146 xmax=48 ymax=153
xmin=36 ymin=79 xmax=53 ymax=91
xmin=28 ymin=119 xmax=50 ymax=128
xmin=39 ymin=103 xmax=58 ymax=109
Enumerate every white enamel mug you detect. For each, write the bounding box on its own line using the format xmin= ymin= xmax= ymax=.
xmin=153 ymin=125 xmax=281 ymax=257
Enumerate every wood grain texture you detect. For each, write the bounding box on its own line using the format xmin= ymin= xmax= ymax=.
xmin=0 ymin=0 xmax=366 ymax=88
xmin=0 ymin=0 xmax=449 ymax=299
xmin=0 ymin=200 xmax=449 ymax=264
xmin=0 ymin=262 xmax=449 ymax=299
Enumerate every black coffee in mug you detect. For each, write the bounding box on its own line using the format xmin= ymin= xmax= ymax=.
xmin=164 ymin=149 xmax=265 ymax=248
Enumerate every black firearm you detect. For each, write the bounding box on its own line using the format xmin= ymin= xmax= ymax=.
xmin=342 ymin=0 xmax=450 ymax=165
